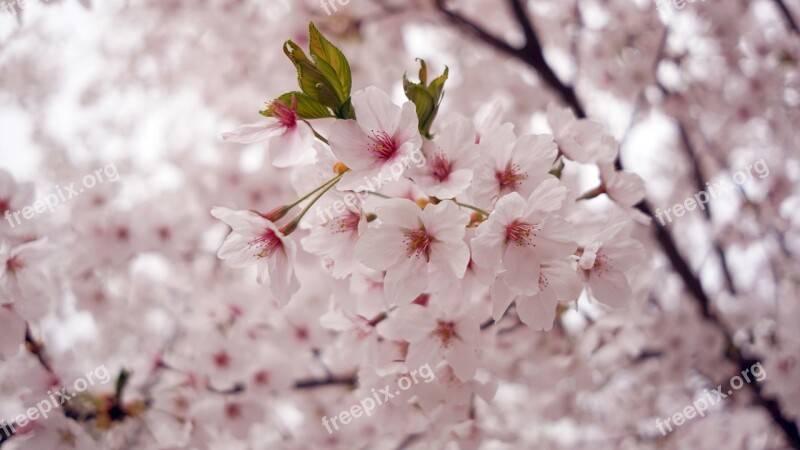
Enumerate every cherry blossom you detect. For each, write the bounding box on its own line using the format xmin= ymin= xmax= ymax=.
xmin=355 ymin=199 xmax=470 ymax=304
xmin=329 ymin=87 xmax=423 ymax=191
xmin=407 ymin=115 xmax=480 ymax=199
xmin=471 ymin=127 xmax=558 ymax=208
xmin=471 ymin=180 xmax=577 ymax=295
xmin=222 ymin=96 xmax=315 ymax=168
xmin=210 ymin=207 xmax=299 ymax=306
xmin=578 ymin=219 xmax=646 ymax=308
xmin=1 ymin=2 xmax=793 ymax=449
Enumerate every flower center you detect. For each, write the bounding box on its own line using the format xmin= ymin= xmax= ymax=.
xmin=213 ymin=350 xmax=231 ymax=368
xmin=0 ymin=199 xmax=10 ymax=214
xmin=367 ymin=131 xmax=398 ymax=161
xmin=59 ymin=429 xmax=77 ymax=447
xmin=505 ymin=220 xmax=537 ymax=247
xmin=225 ymin=403 xmax=242 ymax=419
xmin=538 ymin=272 xmax=549 ymax=290
xmin=431 ymin=153 xmax=452 ymax=182
xmin=253 ymin=370 xmax=270 ymax=386
xmin=250 ymin=229 xmax=283 ymax=258
xmin=590 ymin=254 xmax=612 ymax=274
xmin=495 ymin=163 xmax=527 ymax=191
xmin=271 ymin=98 xmax=298 ymax=129
xmin=6 ymin=256 xmax=24 ymax=273
xmin=403 ymin=228 xmax=432 ymax=260
xmin=328 ymin=211 xmax=360 ymax=234
xmin=433 ymin=321 xmax=457 ymax=347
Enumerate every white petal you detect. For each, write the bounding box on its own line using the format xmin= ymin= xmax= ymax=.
xmin=222 ymin=120 xmax=283 ymax=143
xmin=502 ymin=243 xmax=540 ymax=295
xmin=355 ymin=228 xmax=405 ymax=271
xmin=516 ymin=287 xmax=558 ymax=331
xmin=588 ymin=270 xmax=633 ymax=308
xmin=383 ymin=258 xmax=428 ymax=305
xmin=444 ymin=338 xmax=478 ymax=381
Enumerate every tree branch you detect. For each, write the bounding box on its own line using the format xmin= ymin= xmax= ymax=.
xmin=434 ymin=0 xmax=586 ymax=117
xmin=773 ymin=0 xmax=799 ymax=33
xmin=435 ymin=1 xmax=800 ymax=446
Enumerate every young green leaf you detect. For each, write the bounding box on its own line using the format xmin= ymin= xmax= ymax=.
xmin=308 ymin=22 xmax=352 ymax=102
xmin=403 ymin=59 xmax=449 ymax=138
xmin=260 ymin=92 xmax=333 ymax=120
xmin=283 ymin=40 xmax=341 ymax=107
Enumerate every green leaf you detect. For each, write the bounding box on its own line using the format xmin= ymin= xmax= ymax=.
xmin=260 ymin=92 xmax=333 ymax=120
xmin=283 ymin=40 xmax=341 ymax=107
xmin=337 ymin=97 xmax=355 ymax=120
xmin=417 ymin=58 xmax=428 ymax=85
xmin=427 ymin=66 xmax=449 ymax=104
xmin=404 ymin=84 xmax=435 ymax=138
xmin=403 ymin=59 xmax=449 ymax=139
xmin=308 ymin=22 xmax=352 ymax=102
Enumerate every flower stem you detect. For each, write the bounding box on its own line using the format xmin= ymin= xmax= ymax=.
xmin=302 ymin=120 xmax=329 ymax=145
xmin=281 ymin=172 xmax=345 ymax=234
xmin=577 ymin=185 xmax=605 ymax=201
xmin=287 ymin=173 xmax=343 ymax=210
xmin=452 ymin=200 xmax=490 ymax=217
xmin=367 ymin=191 xmax=393 ymax=200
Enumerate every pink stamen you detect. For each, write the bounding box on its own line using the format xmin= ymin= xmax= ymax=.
xmin=589 ymin=254 xmax=612 ymax=274
xmin=367 ymin=130 xmax=398 ymax=161
xmin=6 ymin=256 xmax=24 ymax=272
xmin=505 ymin=220 xmax=537 ymax=247
xmin=403 ymin=228 xmax=432 ymax=260
xmin=328 ymin=211 xmax=361 ymax=234
xmin=431 ymin=153 xmax=452 ymax=182
xmin=271 ymin=97 xmax=299 ymax=129
xmin=495 ymin=163 xmax=527 ymax=191
xmin=250 ymin=229 xmax=283 ymax=259
xmin=433 ymin=321 xmax=457 ymax=347
xmin=225 ymin=403 xmax=242 ymax=419
xmin=213 ymin=351 xmax=231 ymax=368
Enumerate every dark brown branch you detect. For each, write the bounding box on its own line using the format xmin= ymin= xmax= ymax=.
xmin=294 ymin=375 xmax=357 ymax=389
xmin=773 ymin=0 xmax=799 ymax=33
xmin=676 ymin=122 xmax=737 ymax=294
xmin=639 ymin=201 xmax=800 ymax=447
xmin=435 ymin=1 xmax=800 ymax=445
xmin=434 ymin=0 xmax=586 ymax=118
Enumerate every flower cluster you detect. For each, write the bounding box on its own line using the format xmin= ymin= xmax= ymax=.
xmin=212 ymin=23 xmax=647 ymax=401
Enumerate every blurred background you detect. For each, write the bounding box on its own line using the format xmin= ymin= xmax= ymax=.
xmin=0 ymin=0 xmax=798 ymax=448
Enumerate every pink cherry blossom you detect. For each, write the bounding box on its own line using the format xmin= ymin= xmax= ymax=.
xmin=377 ymin=296 xmax=484 ymax=381
xmin=471 ymin=179 xmax=577 ymax=295
xmin=490 ymin=260 xmax=582 ymax=330
xmin=578 ymin=219 xmax=646 ymax=308
xmin=407 ymin=115 xmax=480 ymax=199
xmin=355 ymin=199 xmax=470 ymax=304
xmin=210 ymin=206 xmax=299 ymax=306
xmin=329 ymin=87 xmax=422 ymax=191
xmin=471 ymin=127 xmax=558 ymax=208
xmin=546 ymin=104 xmax=607 ymax=164
xmin=222 ymin=96 xmax=315 ymax=168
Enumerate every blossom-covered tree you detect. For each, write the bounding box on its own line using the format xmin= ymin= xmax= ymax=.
xmin=0 ymin=0 xmax=798 ymax=449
